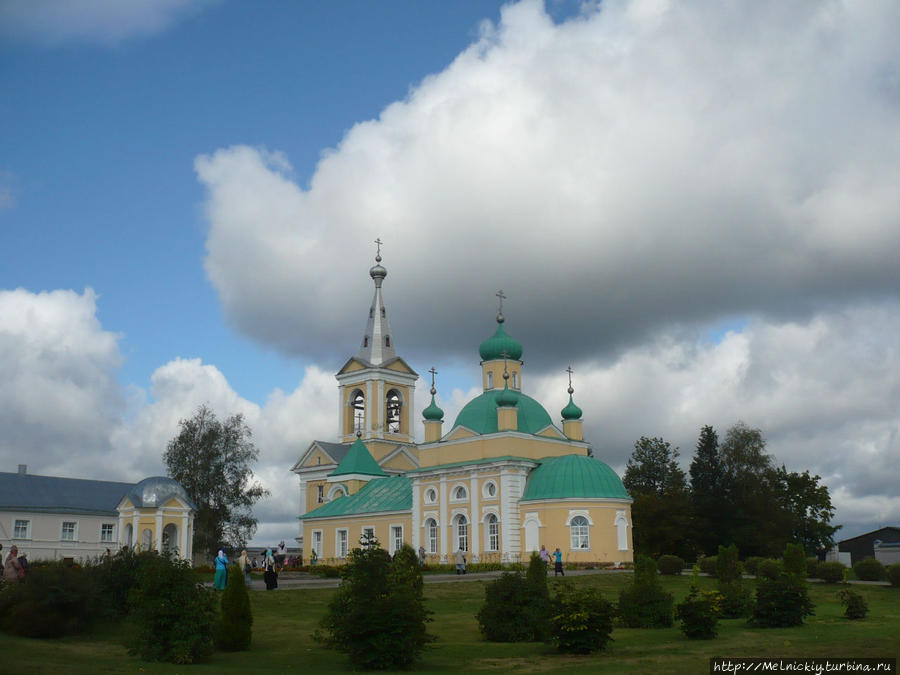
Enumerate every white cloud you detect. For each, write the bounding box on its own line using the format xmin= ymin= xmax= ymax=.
xmin=0 ymin=0 xmax=217 ymax=46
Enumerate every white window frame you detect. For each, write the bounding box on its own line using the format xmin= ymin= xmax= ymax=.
xmin=390 ymin=524 xmax=403 ymax=555
xmin=336 ymin=529 xmax=349 ymax=558
xmin=61 ymin=521 xmax=78 ymax=541
xmin=485 ymin=513 xmax=499 ymax=552
xmin=486 ymin=371 xmax=494 ymax=389
xmin=425 ymin=518 xmax=438 ymax=554
xmin=451 ymin=484 xmax=468 ymax=502
xmin=569 ymin=516 xmax=590 ymax=550
xmin=13 ymin=519 xmax=30 ymax=539
xmin=317 ymin=484 xmax=325 ymax=504
xmin=100 ymin=523 xmax=115 ymax=543
xmin=361 ymin=525 xmax=376 ymax=547
xmin=615 ymin=510 xmax=629 ymax=551
xmin=328 ymin=484 xmax=347 ymax=501
xmin=482 ymin=481 xmax=497 ymax=499
xmin=454 ymin=514 xmax=469 ymax=552
xmin=424 ymin=487 xmax=438 ymax=504
xmin=512 ymin=372 xmax=519 ymax=389
xmin=311 ymin=529 xmax=323 ymax=557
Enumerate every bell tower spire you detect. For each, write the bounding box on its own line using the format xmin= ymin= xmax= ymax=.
xmin=357 ymin=238 xmax=397 ymax=366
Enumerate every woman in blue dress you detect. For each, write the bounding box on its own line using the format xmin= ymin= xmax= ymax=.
xmin=214 ymin=549 xmax=229 ymax=589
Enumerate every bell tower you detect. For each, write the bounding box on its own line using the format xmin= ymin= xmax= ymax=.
xmin=335 ymin=240 xmax=418 ymax=460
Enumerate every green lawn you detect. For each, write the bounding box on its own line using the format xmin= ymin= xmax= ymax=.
xmin=1 ymin=575 xmax=897 ymax=673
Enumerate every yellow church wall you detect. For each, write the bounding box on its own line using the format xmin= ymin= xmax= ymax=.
xmin=419 ymin=433 xmax=587 ymax=468
xmin=339 ymin=360 xmax=366 ymax=374
xmin=305 ymin=512 xmax=413 ymax=565
xmin=481 ymin=360 xmax=522 ymax=391
xmin=523 ymin=501 xmax=633 ymax=564
xmin=381 ymin=452 xmax=416 ymax=471
xmin=303 ymin=447 xmax=336 ymax=468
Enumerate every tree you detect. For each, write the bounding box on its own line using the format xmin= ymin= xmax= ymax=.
xmin=689 ymin=425 xmax=727 ymax=555
xmin=772 ymin=466 xmax=840 ymax=554
xmin=216 ymin=564 xmax=252 ymax=651
xmin=163 ymin=405 xmax=269 ymax=559
xmin=624 ymin=436 xmax=691 ymax=557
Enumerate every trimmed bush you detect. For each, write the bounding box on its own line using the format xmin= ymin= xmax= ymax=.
xmin=524 ymin=552 xmax=551 ymax=641
xmin=698 ymin=556 xmax=717 ymax=577
xmin=716 ymin=545 xmax=751 ymax=618
xmin=887 ymin=563 xmax=900 ymax=588
xmin=757 ymin=559 xmax=782 ymax=580
xmin=838 ymin=588 xmax=868 ymax=620
xmin=676 ymin=585 xmax=723 ymax=639
xmin=657 ymin=555 xmax=684 ymax=576
xmin=783 ymin=543 xmax=807 ymax=577
xmin=617 ymin=557 xmax=673 ymax=628
xmin=743 ymin=557 xmax=765 ymax=576
xmin=477 ymin=572 xmax=532 ymax=642
xmin=549 ymin=585 xmax=615 ymax=654
xmin=816 ymin=561 xmax=846 ymax=584
xmin=750 ymin=572 xmax=814 ymax=628
xmin=216 ymin=564 xmax=252 ymax=651
xmin=127 ymin=553 xmax=217 ymax=664
xmin=853 ymin=557 xmax=886 ymax=582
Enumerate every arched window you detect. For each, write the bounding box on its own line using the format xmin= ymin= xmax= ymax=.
xmin=485 ymin=514 xmax=499 ymax=552
xmin=141 ymin=528 xmax=152 ymax=550
xmin=512 ymin=372 xmax=519 ymax=389
xmin=570 ymin=516 xmax=590 ymax=550
xmin=328 ymin=485 xmax=348 ymax=501
xmin=385 ymin=335 xmax=391 ymax=347
xmin=350 ymin=390 xmax=365 ymax=434
xmin=386 ymin=389 xmax=402 ymax=433
xmin=123 ymin=523 xmax=133 ymax=547
xmin=363 ymin=336 xmax=369 ymax=347
xmin=454 ymin=514 xmax=469 ymax=552
xmin=425 ymin=518 xmax=438 ymax=554
xmin=162 ymin=523 xmax=178 ymax=554
xmin=486 ymin=371 xmax=494 ymax=389
xmin=453 ymin=485 xmax=467 ymax=501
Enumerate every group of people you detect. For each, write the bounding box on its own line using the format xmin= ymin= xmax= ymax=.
xmin=2 ymin=543 xmax=27 ymax=582
xmin=539 ymin=545 xmax=565 ymax=576
xmin=212 ymin=546 xmax=281 ymax=591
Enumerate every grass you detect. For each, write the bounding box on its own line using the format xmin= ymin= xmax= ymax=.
xmin=0 ymin=575 xmax=897 ymax=673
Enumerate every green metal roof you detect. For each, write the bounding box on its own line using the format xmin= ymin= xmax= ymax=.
xmin=521 ymin=455 xmax=631 ymax=501
xmin=299 ymin=475 xmax=411 ymax=519
xmin=422 ymin=394 xmax=444 ymax=421
xmin=329 ymin=437 xmax=387 ymax=478
xmin=479 ymin=322 xmax=523 ymax=361
xmin=406 ymin=456 xmax=537 ymax=473
xmin=451 ymin=389 xmax=555 ymax=436
xmin=561 ymin=394 xmax=583 ymax=420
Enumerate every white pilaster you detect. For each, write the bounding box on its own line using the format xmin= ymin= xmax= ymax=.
xmin=377 ymin=379 xmax=385 ymax=438
xmin=366 ymin=380 xmax=373 ymax=438
xmin=180 ymin=512 xmax=189 ymax=559
xmin=411 ymin=481 xmax=421 ymax=550
xmin=469 ymin=474 xmax=480 ymax=562
xmin=155 ymin=510 xmax=163 ymax=552
xmin=439 ymin=475 xmax=448 ymax=563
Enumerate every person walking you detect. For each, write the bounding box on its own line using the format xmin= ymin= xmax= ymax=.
xmin=418 ymin=545 xmax=426 ymax=567
xmin=213 ymin=549 xmax=229 ymax=590
xmin=263 ymin=547 xmax=278 ymax=590
xmin=539 ymin=545 xmax=551 ymax=570
xmin=455 ymin=547 xmax=467 ymax=575
xmin=553 ymin=547 xmax=564 ymax=577
xmin=3 ymin=545 xmax=22 ymax=582
xmin=238 ymin=549 xmax=251 ymax=587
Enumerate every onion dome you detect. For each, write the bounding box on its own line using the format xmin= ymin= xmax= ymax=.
xmin=423 ymin=391 xmax=444 ymax=421
xmin=561 ymin=394 xmax=583 ymax=420
xmin=496 ymin=380 xmax=520 ymax=407
xmin=479 ymin=319 xmax=523 ymax=361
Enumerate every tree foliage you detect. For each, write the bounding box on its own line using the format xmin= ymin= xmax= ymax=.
xmin=549 ymin=585 xmax=615 ymax=653
xmin=216 ymin=564 xmax=252 ymax=651
xmin=773 ymin=466 xmax=840 ymax=554
xmin=689 ymin=425 xmax=727 ymax=555
xmin=163 ymin=405 xmax=269 ymax=559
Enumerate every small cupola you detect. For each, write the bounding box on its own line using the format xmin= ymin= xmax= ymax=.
xmin=496 ymin=362 xmax=519 ymax=431
xmin=561 ymin=367 xmax=584 ymax=441
xmin=423 ymin=367 xmax=444 ymax=443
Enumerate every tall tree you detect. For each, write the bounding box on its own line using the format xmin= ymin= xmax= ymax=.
xmin=773 ymin=466 xmax=840 ymax=554
xmin=624 ymin=436 xmax=691 ymax=558
xmin=688 ymin=425 xmax=727 ymax=555
xmin=163 ymin=405 xmax=269 ymax=560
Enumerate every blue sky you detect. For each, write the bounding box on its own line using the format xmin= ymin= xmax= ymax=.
xmin=2 ymin=0 xmax=899 ymax=546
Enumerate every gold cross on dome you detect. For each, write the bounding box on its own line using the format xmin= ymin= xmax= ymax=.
xmin=496 ymin=289 xmax=506 ymax=314
xmin=428 ymin=367 xmax=438 ymax=388
xmin=374 ymin=237 xmax=383 ymax=259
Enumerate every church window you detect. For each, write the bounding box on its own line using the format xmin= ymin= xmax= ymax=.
xmin=483 ymin=481 xmax=497 ymax=498
xmin=101 ymin=524 xmax=115 ymax=542
xmin=61 ymin=521 xmax=77 ymax=541
xmin=570 ymin=516 xmax=590 ymax=550
xmin=453 ymin=485 xmax=467 ymax=501
xmin=425 ymin=488 xmax=437 ymax=504
xmin=385 ymin=335 xmax=391 ymax=347
xmin=615 ymin=511 xmax=629 ymax=551
xmin=350 ymin=390 xmax=365 ymax=434
xmin=317 ymin=485 xmax=325 ymax=504
xmin=364 ymin=336 xmax=368 ymax=347
xmin=391 ymin=525 xmax=403 ymax=554
xmin=512 ymin=372 xmax=519 ymax=389
xmin=328 ymin=485 xmax=347 ymax=501
xmin=454 ymin=514 xmax=469 ymax=552
xmin=14 ymin=519 xmax=29 ymax=539
xmin=337 ymin=529 xmax=349 ymax=558
xmin=362 ymin=527 xmax=375 ymax=546
xmin=486 ymin=371 xmax=494 ymax=389
xmin=486 ymin=514 xmax=499 ymax=551
xmin=386 ymin=389 xmax=402 ymax=433
xmin=162 ymin=523 xmax=177 ymax=553
xmin=141 ymin=528 xmax=152 ymax=550
xmin=369 ymin=308 xmax=374 ymax=318
xmin=123 ymin=523 xmax=133 ymax=547
xmin=381 ymin=307 xmax=385 ymax=317
xmin=311 ymin=530 xmax=323 ymax=557
xmin=425 ymin=518 xmax=437 ymax=554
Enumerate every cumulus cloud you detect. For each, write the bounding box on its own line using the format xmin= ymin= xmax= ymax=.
xmin=196 ymin=0 xmax=900 ymax=371
xmin=0 ymin=0 xmax=217 ymax=46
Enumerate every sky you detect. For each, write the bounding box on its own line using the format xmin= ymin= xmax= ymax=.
xmin=1 ymin=0 xmax=899 ymax=548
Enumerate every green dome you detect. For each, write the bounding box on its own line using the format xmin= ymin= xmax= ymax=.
xmin=521 ymin=455 xmax=630 ymax=501
xmin=479 ymin=323 xmax=523 ymax=361
xmin=422 ymin=395 xmax=444 ymax=421
xmin=561 ymin=395 xmax=583 ymax=420
xmin=451 ymin=389 xmax=554 ymax=435
xmin=496 ymin=382 xmax=520 ymax=407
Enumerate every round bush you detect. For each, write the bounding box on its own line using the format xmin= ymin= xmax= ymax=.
xmin=676 ymin=587 xmax=723 ymax=639
xmin=816 ymin=561 xmax=846 ymax=584
xmin=853 ymin=557 xmax=886 ymax=581
xmin=743 ymin=557 xmax=765 ymax=576
xmin=757 ymin=559 xmax=782 ymax=580
xmin=699 ymin=556 xmax=717 ymax=577
xmin=887 ymin=563 xmax=900 ymax=588
xmin=838 ymin=588 xmax=868 ymax=620
xmin=657 ymin=555 xmax=684 ymax=576
xmin=549 ymin=586 xmax=614 ymax=653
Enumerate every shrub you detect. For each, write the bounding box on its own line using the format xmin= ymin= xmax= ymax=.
xmin=757 ymin=559 xmax=782 ymax=580
xmin=743 ymin=557 xmax=765 ymax=576
xmin=477 ymin=572 xmax=533 ymax=642
xmin=127 ymin=553 xmax=217 ymax=664
xmin=853 ymin=557 xmax=886 ymax=582
xmin=783 ymin=543 xmax=807 ymax=577
xmin=887 ymin=563 xmax=900 ymax=588
xmin=617 ymin=556 xmax=673 ymax=628
xmin=307 ymin=564 xmax=342 ymax=578
xmin=318 ymin=542 xmax=433 ymax=669
xmin=715 ymin=545 xmax=751 ymax=618
xmin=549 ymin=585 xmax=614 ymax=653
xmin=716 ymin=545 xmax=742 ymax=582
xmin=838 ymin=589 xmax=868 ymax=620
xmin=816 ymin=561 xmax=846 ymax=584
xmin=524 ymin=552 xmax=551 ymax=641
xmin=676 ymin=585 xmax=723 ymax=639
xmin=806 ymin=558 xmax=819 ymax=579
xmin=750 ymin=572 xmax=814 ymax=628
xmin=216 ymin=564 xmax=252 ymax=651
xmin=0 ymin=562 xmax=100 ymax=638
xmin=657 ymin=555 xmax=684 ymax=576
xmin=698 ymin=556 xmax=717 ymax=577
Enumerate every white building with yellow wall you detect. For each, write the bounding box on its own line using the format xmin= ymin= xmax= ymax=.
xmin=294 ymin=252 xmax=633 ymax=566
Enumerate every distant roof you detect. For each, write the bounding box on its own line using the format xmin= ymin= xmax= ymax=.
xmin=330 ymin=438 xmax=387 ymax=478
xmin=0 ymin=471 xmax=136 ymax=516
xmin=521 ymin=455 xmax=631 ymax=501
xmin=299 ymin=475 xmax=411 ymax=520
xmin=838 ymin=526 xmax=900 ymax=545
xmin=315 ymin=441 xmax=352 ymax=465
xmin=125 ymin=476 xmax=196 ymax=510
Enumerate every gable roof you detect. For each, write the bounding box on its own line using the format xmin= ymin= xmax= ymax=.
xmin=330 ymin=438 xmax=388 ymax=478
xmin=299 ymin=475 xmax=411 ymax=520
xmin=291 ymin=440 xmax=352 ymax=472
xmin=0 ymin=471 xmax=136 ymax=516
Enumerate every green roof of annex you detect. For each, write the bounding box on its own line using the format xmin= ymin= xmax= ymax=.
xmin=521 ymin=455 xmax=631 ymax=501
xmin=299 ymin=475 xmax=411 ymax=520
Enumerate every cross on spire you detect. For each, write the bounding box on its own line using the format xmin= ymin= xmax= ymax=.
xmin=429 ymin=367 xmax=438 ymax=387
xmin=374 ymin=237 xmax=383 ymax=262
xmin=496 ymin=289 xmax=506 ymax=313
xmin=566 ymin=365 xmax=574 ymax=394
